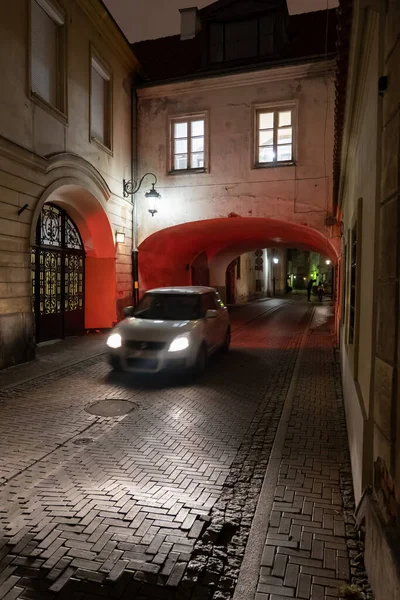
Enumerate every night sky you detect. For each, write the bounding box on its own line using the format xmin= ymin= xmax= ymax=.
xmin=104 ymin=0 xmax=339 ymax=43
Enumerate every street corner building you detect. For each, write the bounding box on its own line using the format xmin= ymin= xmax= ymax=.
xmin=0 ymin=0 xmax=138 ymax=369
xmin=132 ymin=0 xmax=339 ymax=300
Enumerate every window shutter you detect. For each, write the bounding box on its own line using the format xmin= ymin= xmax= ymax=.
xmin=91 ymin=66 xmax=105 ymax=143
xmin=31 ymin=0 xmax=58 ymax=106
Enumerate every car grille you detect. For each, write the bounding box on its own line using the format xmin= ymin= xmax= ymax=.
xmin=124 ymin=340 xmax=166 ymax=351
xmin=127 ymin=357 xmax=159 ymax=370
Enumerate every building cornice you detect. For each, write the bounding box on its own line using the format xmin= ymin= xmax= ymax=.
xmin=137 ymin=59 xmax=336 ymax=99
xmin=74 ymin=0 xmax=139 ymax=72
xmin=0 ymin=135 xmax=47 ymax=172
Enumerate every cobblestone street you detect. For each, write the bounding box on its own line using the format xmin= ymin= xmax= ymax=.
xmin=0 ymin=299 xmax=370 ymax=600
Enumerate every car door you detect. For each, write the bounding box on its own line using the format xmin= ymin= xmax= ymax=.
xmin=200 ymin=293 xmax=219 ymax=350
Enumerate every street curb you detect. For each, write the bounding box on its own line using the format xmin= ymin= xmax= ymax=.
xmin=233 ymin=306 xmax=315 ymax=600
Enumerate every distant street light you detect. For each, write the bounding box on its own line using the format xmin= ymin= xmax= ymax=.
xmin=326 ymin=259 xmax=331 ymax=265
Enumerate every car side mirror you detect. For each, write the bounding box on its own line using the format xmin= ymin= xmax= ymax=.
xmin=123 ymin=306 xmax=134 ymax=318
xmin=205 ymin=309 xmax=218 ymax=319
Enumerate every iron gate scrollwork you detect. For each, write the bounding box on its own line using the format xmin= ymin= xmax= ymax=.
xmin=31 ymin=203 xmax=85 ymax=342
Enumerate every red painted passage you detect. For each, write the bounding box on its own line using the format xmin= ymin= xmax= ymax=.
xmin=138 ymin=217 xmax=338 ymax=292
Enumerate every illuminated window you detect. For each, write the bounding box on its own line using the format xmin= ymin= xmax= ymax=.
xmin=170 ymin=115 xmax=207 ymax=172
xmin=255 ymin=107 xmax=294 ymax=166
xmin=91 ymin=54 xmax=112 ymax=150
xmin=30 ymin=0 xmax=66 ymax=113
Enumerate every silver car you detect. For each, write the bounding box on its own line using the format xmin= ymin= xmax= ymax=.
xmin=106 ymin=286 xmax=230 ymax=374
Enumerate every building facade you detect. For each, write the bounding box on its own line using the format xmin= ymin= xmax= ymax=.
xmin=0 ymin=0 xmax=138 ymax=368
xmin=336 ymin=0 xmax=400 ymax=597
xmin=132 ymin=0 xmax=339 ymax=302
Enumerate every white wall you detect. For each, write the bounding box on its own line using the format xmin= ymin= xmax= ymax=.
xmin=136 ymin=61 xmax=335 ymax=246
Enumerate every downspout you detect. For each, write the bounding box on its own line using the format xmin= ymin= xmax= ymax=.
xmin=131 ymin=82 xmax=139 ymax=306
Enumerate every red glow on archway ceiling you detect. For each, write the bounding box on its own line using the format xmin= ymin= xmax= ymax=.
xmin=138 ymin=217 xmax=338 ymax=292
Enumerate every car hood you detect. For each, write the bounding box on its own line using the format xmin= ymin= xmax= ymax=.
xmin=117 ymin=317 xmax=198 ymax=341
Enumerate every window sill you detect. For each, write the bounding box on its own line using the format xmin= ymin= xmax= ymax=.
xmin=30 ymin=92 xmax=68 ymax=125
xmin=90 ymin=136 xmax=113 ymax=156
xmin=253 ymin=161 xmax=296 ymax=169
xmin=168 ymin=168 xmax=208 ymax=176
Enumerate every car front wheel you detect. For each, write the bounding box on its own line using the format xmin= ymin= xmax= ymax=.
xmin=193 ymin=344 xmax=207 ymax=376
xmin=109 ymin=355 xmax=123 ymax=372
xmin=222 ymin=327 xmax=231 ymax=353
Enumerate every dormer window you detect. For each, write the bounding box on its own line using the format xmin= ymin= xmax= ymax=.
xmin=209 ymin=15 xmax=274 ymax=64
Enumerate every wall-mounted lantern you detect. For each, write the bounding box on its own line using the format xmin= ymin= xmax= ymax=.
xmin=273 ymin=257 xmax=279 ymax=264
xmin=123 ymin=172 xmax=161 ymax=217
xmin=116 ymin=232 xmax=125 ymax=244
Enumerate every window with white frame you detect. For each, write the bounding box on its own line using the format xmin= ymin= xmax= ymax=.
xmin=31 ymin=0 xmax=65 ymax=111
xmin=90 ymin=55 xmax=112 ymax=149
xmin=255 ymin=107 xmax=294 ymax=165
xmin=170 ymin=116 xmax=206 ymax=172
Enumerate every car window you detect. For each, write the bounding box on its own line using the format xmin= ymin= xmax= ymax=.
xmin=133 ymin=293 xmax=200 ymax=321
xmin=200 ymin=293 xmax=216 ymax=317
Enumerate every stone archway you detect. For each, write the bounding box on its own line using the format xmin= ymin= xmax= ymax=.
xmin=31 ymin=181 xmax=117 ymax=337
xmin=138 ymin=217 xmax=338 ymax=294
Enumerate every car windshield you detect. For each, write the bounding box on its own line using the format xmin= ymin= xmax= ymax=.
xmin=133 ymin=293 xmax=201 ymax=321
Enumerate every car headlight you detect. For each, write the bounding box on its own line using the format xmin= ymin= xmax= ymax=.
xmin=107 ymin=333 xmax=122 ymax=349
xmin=168 ymin=336 xmax=189 ymax=352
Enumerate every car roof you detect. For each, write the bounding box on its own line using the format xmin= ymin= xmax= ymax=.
xmin=146 ymin=286 xmax=217 ymax=295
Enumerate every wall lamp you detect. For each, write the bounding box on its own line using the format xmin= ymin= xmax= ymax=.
xmin=116 ymin=232 xmax=125 ymax=244
xmin=273 ymin=257 xmax=279 ymax=264
xmin=123 ymin=172 xmax=161 ymax=217
xmin=326 ymin=259 xmax=331 ymax=265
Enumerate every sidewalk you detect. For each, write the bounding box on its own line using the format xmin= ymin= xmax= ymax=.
xmin=0 ymin=334 xmax=107 ymax=390
xmin=234 ymin=305 xmax=373 ymax=600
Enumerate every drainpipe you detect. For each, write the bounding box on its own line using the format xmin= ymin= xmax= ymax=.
xmin=131 ymin=82 xmax=139 ymax=306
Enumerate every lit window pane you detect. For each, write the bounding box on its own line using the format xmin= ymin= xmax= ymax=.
xmin=259 ymin=112 xmax=273 ymax=129
xmin=191 ymin=136 xmax=204 ymax=152
xmin=174 ymin=122 xmax=187 ymax=138
xmin=191 ymin=120 xmax=204 ymax=136
xmin=174 ymin=154 xmax=188 ymax=170
xmin=279 ymin=111 xmax=291 ymax=127
xmin=277 ymin=127 xmax=292 ymax=144
xmin=277 ymin=145 xmax=292 ymax=161
xmin=259 ymin=146 xmax=274 ymax=163
xmin=259 ymin=129 xmax=274 ymax=146
xmin=175 ymin=138 xmax=187 ymax=154
xmin=191 ymin=152 xmax=204 ymax=168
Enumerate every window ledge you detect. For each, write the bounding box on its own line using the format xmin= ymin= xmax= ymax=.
xmin=90 ymin=136 xmax=113 ymax=156
xmin=253 ymin=161 xmax=296 ymax=169
xmin=30 ymin=92 xmax=68 ymax=125
xmin=168 ymin=168 xmax=208 ymax=176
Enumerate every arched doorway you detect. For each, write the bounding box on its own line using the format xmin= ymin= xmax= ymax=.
xmin=31 ymin=203 xmax=85 ymax=342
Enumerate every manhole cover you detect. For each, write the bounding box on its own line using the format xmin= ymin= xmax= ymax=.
xmin=85 ymin=399 xmax=138 ymax=417
xmin=73 ymin=438 xmax=93 ymax=446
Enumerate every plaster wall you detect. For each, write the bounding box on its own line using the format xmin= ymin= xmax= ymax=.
xmin=136 ymin=62 xmax=336 ymax=248
xmin=234 ymin=249 xmax=270 ymax=304
xmin=340 ymin=10 xmax=379 ymax=503
xmin=0 ymin=0 xmax=137 ymax=368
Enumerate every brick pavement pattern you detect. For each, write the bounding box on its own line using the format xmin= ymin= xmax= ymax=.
xmin=256 ymin=306 xmax=354 ymax=600
xmin=0 ymin=300 xmax=363 ymax=599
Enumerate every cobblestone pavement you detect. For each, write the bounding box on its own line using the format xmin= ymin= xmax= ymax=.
xmin=0 ymin=299 xmax=368 ymax=599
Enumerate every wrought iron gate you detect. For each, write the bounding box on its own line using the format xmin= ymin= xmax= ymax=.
xmin=31 ymin=204 xmax=85 ymax=343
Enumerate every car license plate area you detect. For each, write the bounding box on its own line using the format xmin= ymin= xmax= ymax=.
xmin=127 ymin=357 xmax=159 ymax=370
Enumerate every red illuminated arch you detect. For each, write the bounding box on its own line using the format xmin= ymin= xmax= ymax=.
xmin=31 ymin=179 xmax=117 ymax=330
xmin=138 ymin=217 xmax=338 ymax=293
